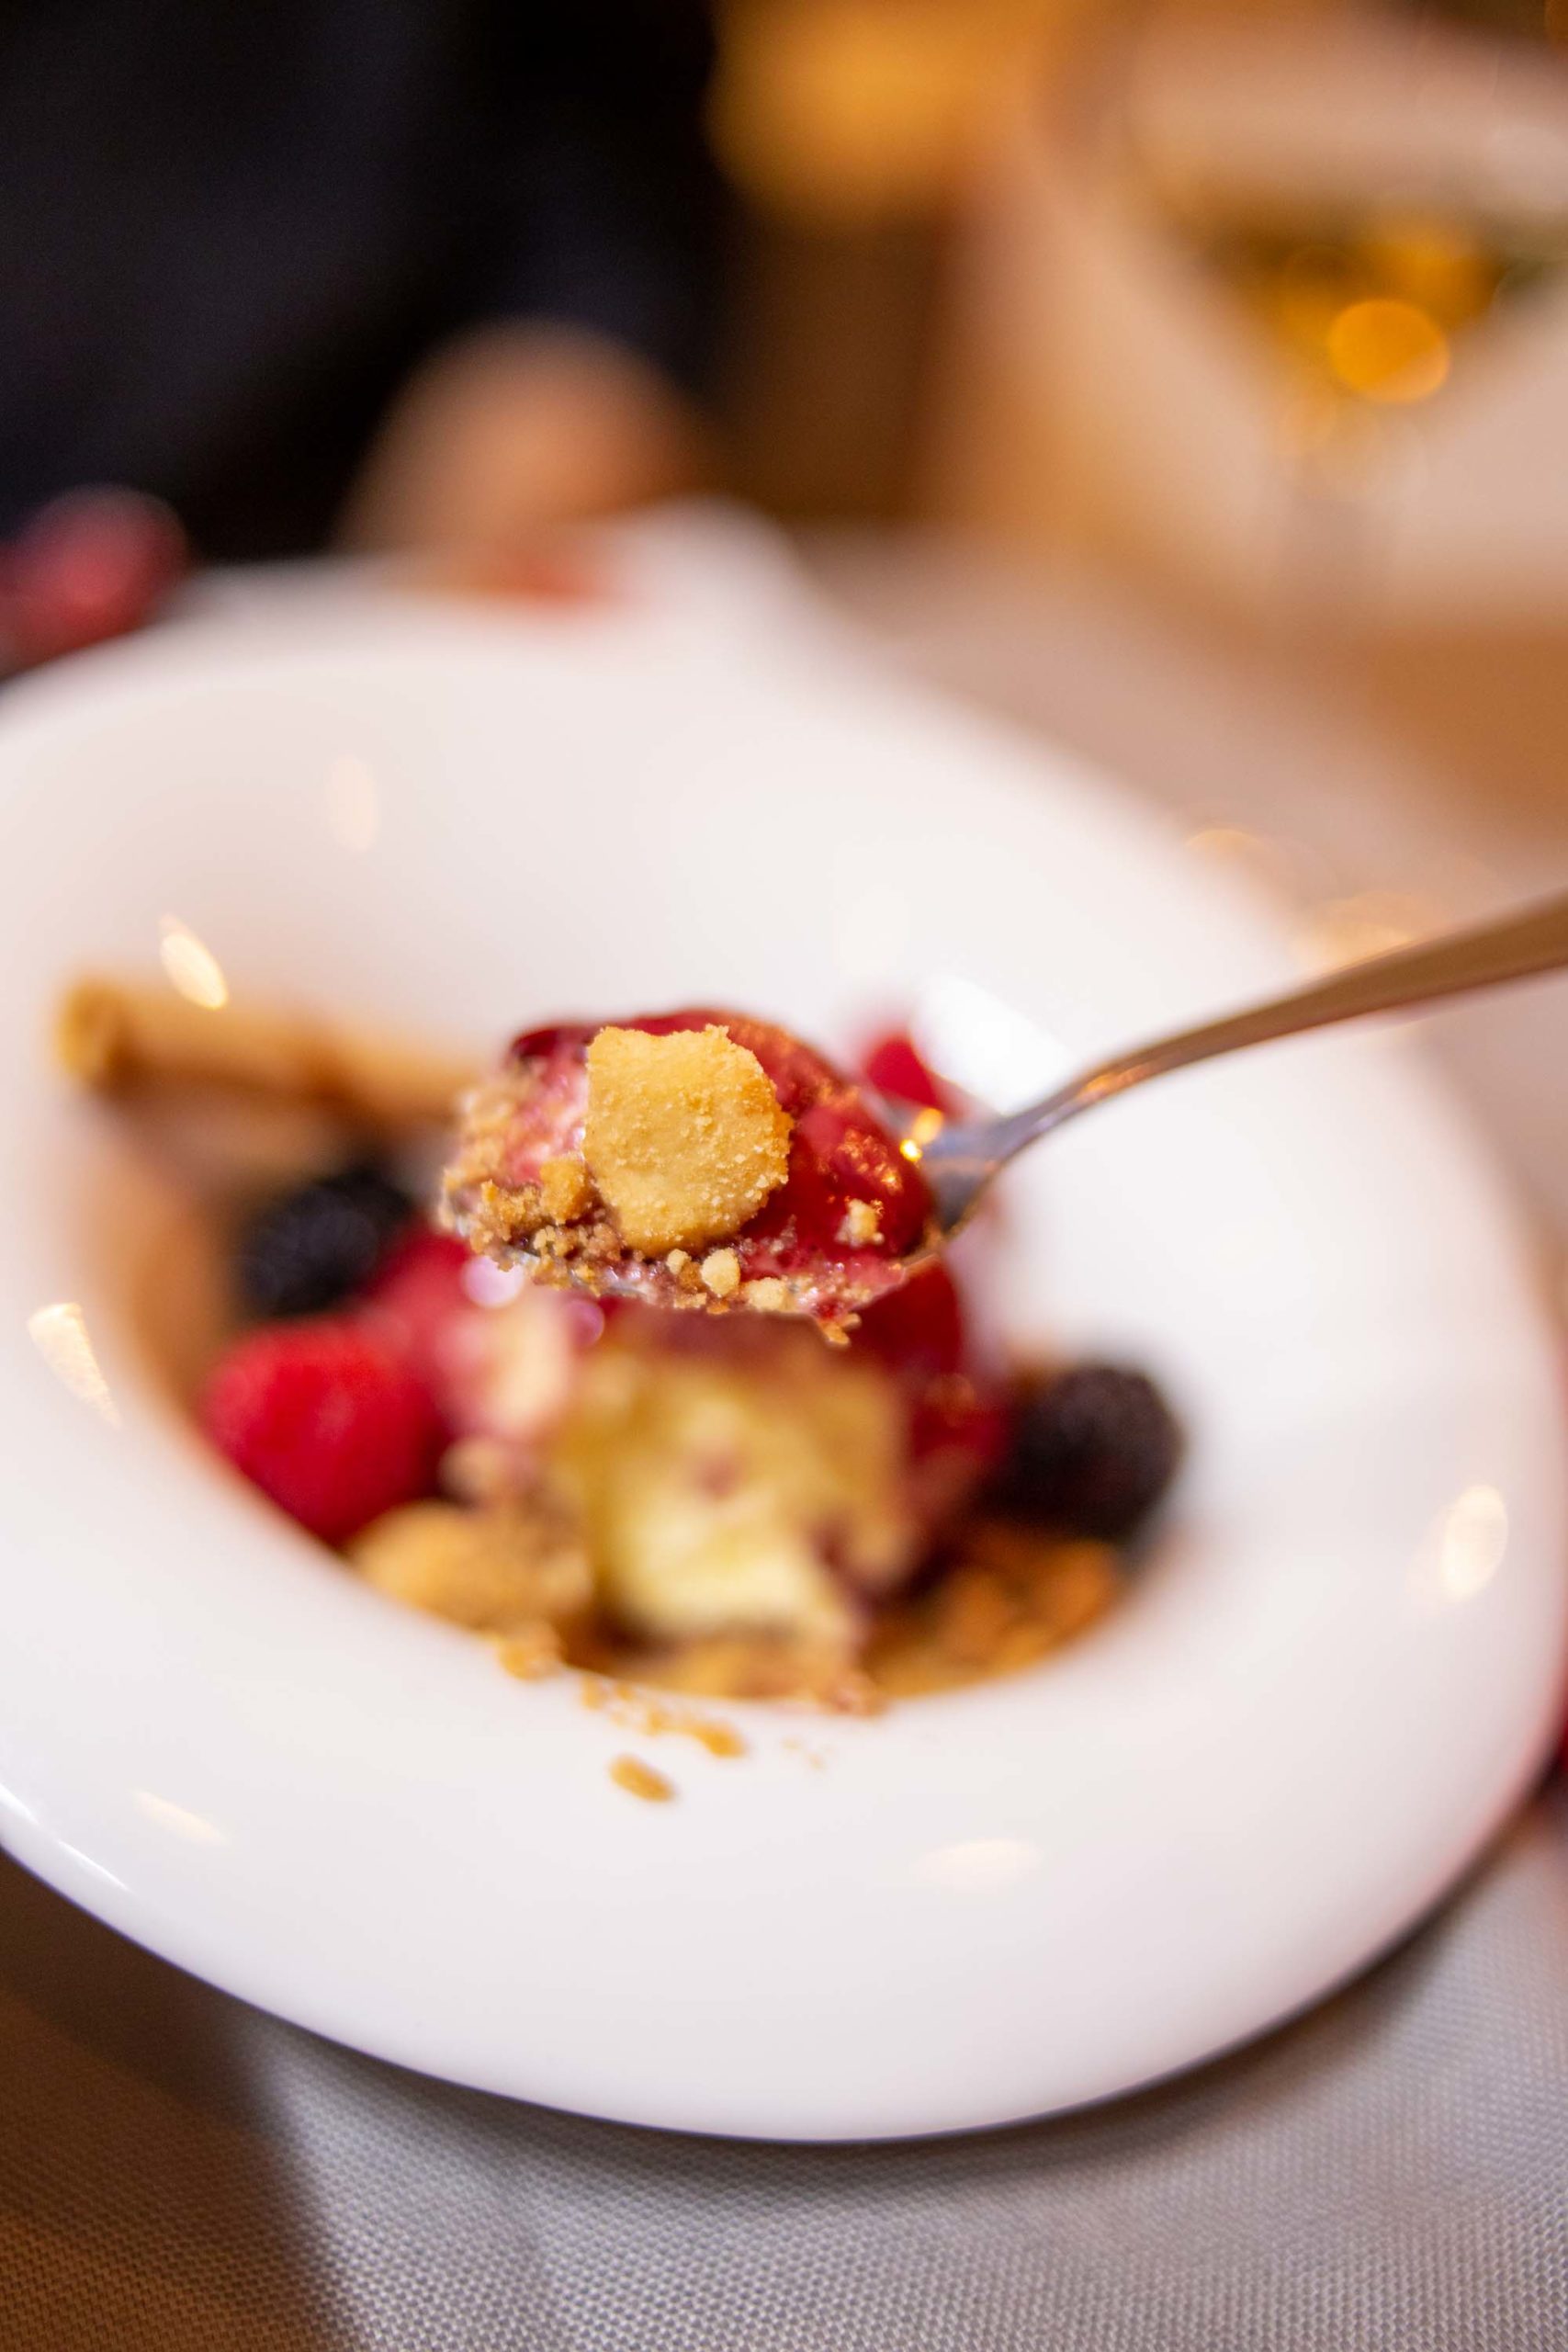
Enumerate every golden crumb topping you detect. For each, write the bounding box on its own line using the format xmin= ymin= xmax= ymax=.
xmin=539 ymin=1154 xmax=593 ymax=1223
xmin=699 ymin=1247 xmax=741 ymax=1298
xmin=348 ymin=1498 xmax=591 ymax=1639
xmin=582 ymin=1024 xmax=792 ymax=1256
xmin=492 ymin=1624 xmax=566 ymax=1680
xmin=609 ymin=1754 xmax=676 ymax=1802
xmin=579 ymin=1674 xmax=747 ymax=1757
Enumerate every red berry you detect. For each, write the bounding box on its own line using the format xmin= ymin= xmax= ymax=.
xmin=860 ymin=1031 xmax=950 ymax=1116
xmin=200 ymin=1318 xmax=444 ymax=1544
xmin=361 ymin=1227 xmax=471 ymax=1364
xmin=854 ymin=1261 xmax=966 ymax=1381
xmin=357 ymin=1225 xmax=480 ymax=1426
xmin=4 ymin=488 xmax=186 ymax=665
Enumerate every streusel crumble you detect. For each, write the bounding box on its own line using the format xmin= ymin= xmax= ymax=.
xmin=442 ymin=1008 xmax=934 ymax=1332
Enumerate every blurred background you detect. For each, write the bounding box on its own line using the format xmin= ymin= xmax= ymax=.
xmin=713 ymin=0 xmax=1568 ymax=1242
xmin=713 ymin=0 xmax=1568 ymax=838
xmin=6 ymin=0 xmax=1568 ymax=1206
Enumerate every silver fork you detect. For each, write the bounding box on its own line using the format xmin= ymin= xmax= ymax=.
xmin=903 ymin=888 xmax=1568 ymax=1241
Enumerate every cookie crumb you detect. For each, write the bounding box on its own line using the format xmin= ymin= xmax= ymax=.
xmin=700 ymin=1248 xmax=740 ymax=1298
xmin=348 ymin=1499 xmax=591 ymax=1635
xmin=475 ymin=1176 xmax=542 ymax=1245
xmin=609 ymin=1754 xmax=675 ymax=1803
xmin=583 ymin=1023 xmax=792 ymax=1254
xmin=690 ymin=1719 xmax=746 ymax=1759
xmin=840 ymin=1199 xmax=883 ymax=1247
xmin=539 ymin=1156 xmax=592 ymax=1223
xmin=493 ymin=1623 xmax=564 ymax=1680
xmin=739 ymin=1276 xmax=790 ymax=1314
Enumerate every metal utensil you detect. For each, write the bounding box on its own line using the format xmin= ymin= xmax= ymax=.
xmin=905 ymin=888 xmax=1568 ymax=1241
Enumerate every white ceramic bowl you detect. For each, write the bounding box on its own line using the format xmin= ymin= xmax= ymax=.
xmin=0 ymin=582 xmax=1562 ymax=2142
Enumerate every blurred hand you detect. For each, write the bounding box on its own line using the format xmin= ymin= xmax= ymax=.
xmin=338 ymin=323 xmax=708 ymax=557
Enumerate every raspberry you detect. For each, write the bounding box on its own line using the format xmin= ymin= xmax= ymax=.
xmin=854 ymin=1261 xmax=966 ymax=1382
xmin=234 ymin=1163 xmax=413 ymax=1320
xmin=359 ymin=1227 xmax=473 ymax=1389
xmin=991 ymin=1363 xmax=1183 ymax=1543
xmin=200 ymin=1318 xmax=444 ymax=1544
xmin=860 ymin=1031 xmax=950 ymax=1115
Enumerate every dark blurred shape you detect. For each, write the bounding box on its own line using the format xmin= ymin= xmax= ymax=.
xmin=0 ymin=2 xmax=721 ymax=559
xmin=1410 ymin=0 xmax=1566 ymax=37
xmin=235 ymin=1163 xmax=414 ymax=1321
xmin=992 ymin=1363 xmax=1184 ymax=1544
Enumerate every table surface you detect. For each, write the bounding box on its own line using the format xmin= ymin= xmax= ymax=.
xmin=5 ymin=532 xmax=1567 ymax=2352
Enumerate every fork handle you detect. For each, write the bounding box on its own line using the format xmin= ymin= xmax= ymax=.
xmin=996 ymin=886 xmax=1568 ymax=1162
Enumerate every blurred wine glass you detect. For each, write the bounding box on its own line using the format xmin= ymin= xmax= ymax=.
xmin=1114 ymin=15 xmax=1568 ymax=624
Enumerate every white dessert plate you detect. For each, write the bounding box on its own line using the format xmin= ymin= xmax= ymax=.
xmin=0 ymin=574 xmax=1562 ymax=2143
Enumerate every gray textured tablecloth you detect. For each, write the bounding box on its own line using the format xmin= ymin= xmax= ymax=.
xmin=6 ymin=536 xmax=1568 ymax=2349
xmin=5 ymin=1796 xmax=1567 ymax=2351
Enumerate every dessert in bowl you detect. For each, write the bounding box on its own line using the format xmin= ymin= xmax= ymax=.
xmin=77 ymin=981 xmax=1179 ymax=1724
xmin=0 ymin=597 xmax=1562 ymax=2140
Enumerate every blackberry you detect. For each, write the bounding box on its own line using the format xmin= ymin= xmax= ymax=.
xmin=235 ymin=1163 xmax=414 ymax=1321
xmin=992 ymin=1363 xmax=1182 ymax=1543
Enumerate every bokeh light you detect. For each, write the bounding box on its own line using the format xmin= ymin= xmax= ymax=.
xmin=1325 ymin=298 xmax=1451 ymax=406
